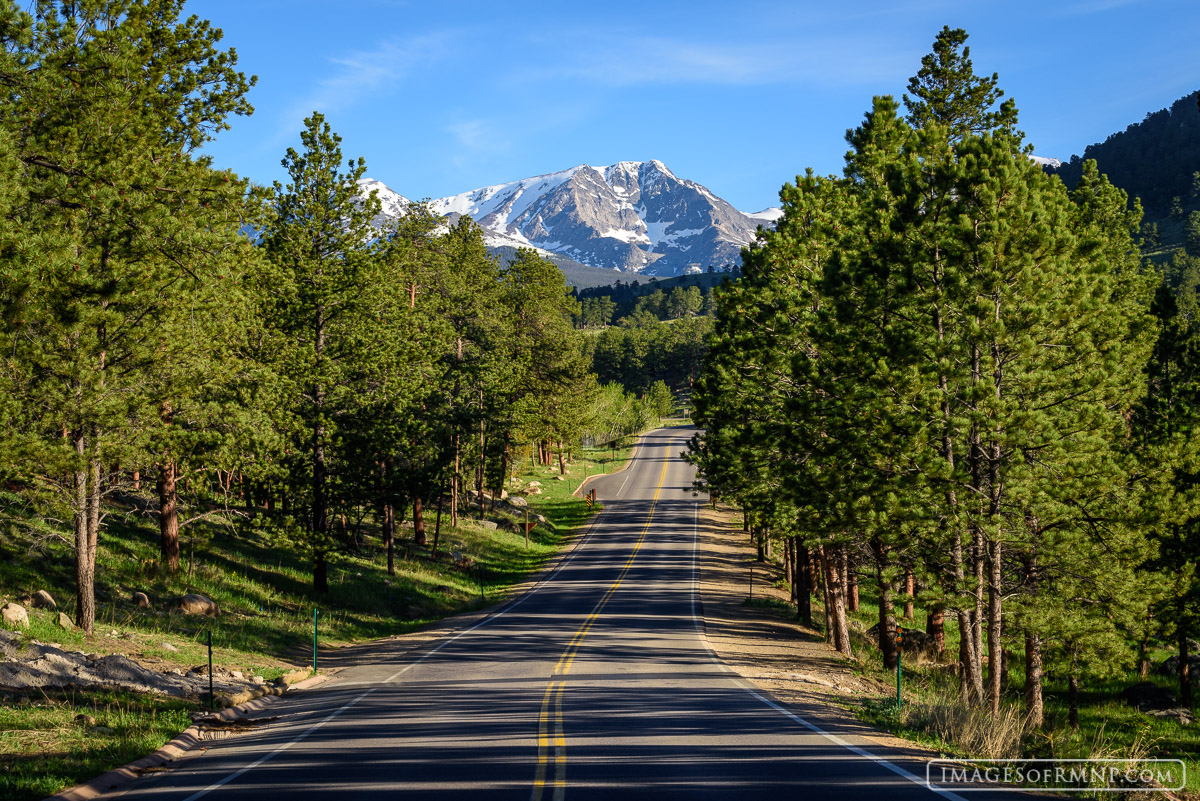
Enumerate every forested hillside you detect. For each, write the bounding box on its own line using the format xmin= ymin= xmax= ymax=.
xmin=1048 ymin=90 xmax=1200 ymax=216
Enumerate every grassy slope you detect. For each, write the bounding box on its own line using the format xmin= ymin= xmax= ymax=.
xmin=0 ymin=442 xmax=635 ymax=801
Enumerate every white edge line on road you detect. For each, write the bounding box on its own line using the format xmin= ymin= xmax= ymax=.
xmin=179 ymin=689 xmax=374 ymax=801
xmin=689 ymin=503 xmax=970 ymax=801
xmin=177 ymin=481 xmax=620 ymax=801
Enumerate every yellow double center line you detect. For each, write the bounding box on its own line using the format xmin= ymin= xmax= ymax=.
xmin=530 ymin=458 xmax=669 ymax=801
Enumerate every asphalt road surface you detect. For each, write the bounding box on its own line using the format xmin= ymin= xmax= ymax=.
xmin=103 ymin=426 xmax=983 ymax=800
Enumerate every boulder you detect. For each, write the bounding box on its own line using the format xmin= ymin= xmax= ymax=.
xmin=527 ymin=486 xmax=543 ymax=495
xmin=1149 ymin=707 xmax=1194 ymax=726
xmin=508 ymin=497 xmax=528 ymax=509
xmin=1155 ymin=654 xmax=1200 ymax=679
xmin=1121 ymin=681 xmax=1178 ymax=712
xmin=1 ymin=602 xmax=29 ymax=628
xmin=528 ymin=481 xmax=542 ymax=488
xmin=30 ymin=590 xmax=56 ymax=610
xmin=176 ymin=593 xmax=219 ymax=617
xmin=132 ymin=591 xmax=150 ymax=608
xmin=499 ymin=489 xmax=509 ymax=500
xmin=475 ymin=520 xmax=498 ymax=531
xmin=56 ymin=612 xmax=74 ymax=630
xmin=553 ymin=475 xmax=566 ymax=481
xmin=534 ymin=514 xmax=549 ymax=525
xmin=160 ymin=642 xmax=178 ymax=653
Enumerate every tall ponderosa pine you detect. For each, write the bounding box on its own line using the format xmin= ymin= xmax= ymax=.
xmin=0 ymin=0 xmax=253 ymax=631
xmin=260 ymin=112 xmax=381 ymax=592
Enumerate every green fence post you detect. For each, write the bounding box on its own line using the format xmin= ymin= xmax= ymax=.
xmin=207 ymin=630 xmax=214 ymax=711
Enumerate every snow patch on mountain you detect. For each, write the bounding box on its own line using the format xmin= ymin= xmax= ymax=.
xmin=1030 ymin=155 xmax=1063 ymax=169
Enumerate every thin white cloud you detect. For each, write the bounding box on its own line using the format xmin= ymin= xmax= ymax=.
xmin=291 ymin=32 xmax=454 ymax=117
xmin=527 ymin=33 xmax=912 ymax=88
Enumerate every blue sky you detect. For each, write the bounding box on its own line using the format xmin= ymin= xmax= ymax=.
xmin=197 ymin=0 xmax=1199 ymax=212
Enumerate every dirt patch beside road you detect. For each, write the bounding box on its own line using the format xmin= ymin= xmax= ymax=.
xmin=694 ymin=503 xmax=939 ymax=756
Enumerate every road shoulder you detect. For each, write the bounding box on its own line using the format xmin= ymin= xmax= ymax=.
xmin=694 ymin=502 xmax=943 ymax=758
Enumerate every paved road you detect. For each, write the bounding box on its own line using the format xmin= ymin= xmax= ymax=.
xmin=106 ymin=426 xmax=973 ymax=800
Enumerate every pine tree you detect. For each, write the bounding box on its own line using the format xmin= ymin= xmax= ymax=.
xmin=0 ymin=0 xmax=253 ymax=631
xmin=260 ymin=112 xmax=381 ymax=592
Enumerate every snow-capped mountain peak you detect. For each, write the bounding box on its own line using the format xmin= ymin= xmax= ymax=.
xmin=363 ymin=160 xmax=776 ymax=276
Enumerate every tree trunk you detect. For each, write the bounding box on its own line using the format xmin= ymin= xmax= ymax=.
xmin=1025 ymin=629 xmax=1044 ymax=728
xmin=1180 ymin=619 xmax=1192 ymax=709
xmin=903 ymin=565 xmax=915 ymax=619
xmin=847 ymin=552 xmax=859 ymax=612
xmin=795 ymin=545 xmax=813 ymax=627
xmin=821 ymin=545 xmax=852 ymax=657
xmin=451 ymin=433 xmax=460 ymax=528
xmin=73 ymin=434 xmax=95 ymax=633
xmin=872 ymin=537 xmax=898 ymax=670
xmin=413 ymin=496 xmax=426 ymax=546
xmin=314 ymin=551 xmax=328 ymax=593
xmin=1068 ymin=670 xmax=1080 ymax=729
xmin=819 ymin=546 xmax=834 ymax=642
xmin=987 ymin=538 xmax=1003 ymax=714
xmin=158 ymin=458 xmax=179 ymax=573
xmin=433 ymin=484 xmax=446 ymax=556
xmin=928 ymin=604 xmax=946 ymax=656
xmin=384 ymin=500 xmax=395 ymax=575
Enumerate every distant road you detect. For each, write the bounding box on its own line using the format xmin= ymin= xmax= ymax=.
xmin=104 ymin=426 xmax=976 ymax=800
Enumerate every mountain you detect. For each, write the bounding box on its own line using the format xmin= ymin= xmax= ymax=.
xmin=361 ymin=160 xmax=779 ymax=278
xmin=1044 ymin=90 xmax=1200 ymax=215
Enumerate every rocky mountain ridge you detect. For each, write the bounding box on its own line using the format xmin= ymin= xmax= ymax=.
xmin=360 ymin=160 xmax=780 ymax=277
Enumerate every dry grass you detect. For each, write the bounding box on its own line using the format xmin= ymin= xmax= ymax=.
xmin=900 ymin=683 xmax=1026 ymax=759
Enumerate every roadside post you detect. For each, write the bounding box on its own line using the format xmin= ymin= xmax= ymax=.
xmin=207 ymin=630 xmax=214 ymax=711
xmin=313 ymin=608 xmax=319 ymax=672
xmin=896 ymin=625 xmax=904 ymax=710
xmin=525 ymin=507 xmax=530 ymax=548
xmin=749 ymin=566 xmax=754 ymax=601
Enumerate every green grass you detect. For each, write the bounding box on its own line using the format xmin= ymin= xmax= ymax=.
xmin=0 ymin=688 xmax=195 ymax=801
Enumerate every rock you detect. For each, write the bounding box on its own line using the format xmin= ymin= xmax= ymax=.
xmin=475 ymin=520 xmax=498 ymax=531
xmin=176 ymin=594 xmax=219 ymax=617
xmin=251 ymin=675 xmax=264 ymax=684
xmin=230 ymin=670 xmax=244 ymax=680
xmin=75 ymin=713 xmax=96 ymax=727
xmin=160 ymin=642 xmax=179 ymax=653
xmin=30 ymin=590 xmax=56 ymax=610
xmin=1121 ymin=681 xmax=1178 ymax=712
xmin=56 ymin=612 xmax=74 ymax=630
xmin=528 ymin=481 xmax=542 ymax=488
xmin=508 ymin=497 xmax=528 ymax=508
xmin=499 ymin=489 xmax=508 ymax=500
xmin=1 ymin=602 xmax=29 ymax=628
xmin=527 ymin=486 xmax=543 ymax=495
xmin=1155 ymin=654 xmax=1200 ymax=680
xmin=534 ymin=514 xmax=549 ymax=525
xmin=132 ymin=591 xmax=150 ymax=608
xmin=1149 ymin=707 xmax=1194 ymax=726
xmin=553 ymin=475 xmax=566 ymax=481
